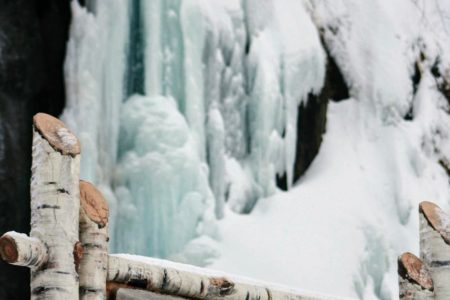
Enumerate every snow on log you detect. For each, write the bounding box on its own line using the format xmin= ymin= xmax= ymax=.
xmin=79 ymin=180 xmax=109 ymax=300
xmin=107 ymin=255 xmax=340 ymax=300
xmin=30 ymin=113 xmax=81 ymax=300
xmin=419 ymin=201 xmax=450 ymax=299
xmin=0 ymin=231 xmax=47 ymax=268
xmin=398 ymin=252 xmax=433 ymax=300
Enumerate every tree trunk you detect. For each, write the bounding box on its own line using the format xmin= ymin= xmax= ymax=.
xmin=419 ymin=201 xmax=450 ymax=299
xmin=79 ymin=180 xmax=109 ymax=300
xmin=107 ymin=255 xmax=332 ymax=300
xmin=398 ymin=252 xmax=433 ymax=299
xmin=30 ymin=113 xmax=81 ymax=300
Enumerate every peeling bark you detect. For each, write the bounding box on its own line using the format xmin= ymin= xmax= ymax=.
xmin=108 ymin=255 xmax=333 ymax=300
xmin=398 ymin=252 xmax=433 ymax=299
xmin=79 ymin=180 xmax=109 ymax=300
xmin=419 ymin=201 xmax=450 ymax=299
xmin=30 ymin=113 xmax=80 ymax=300
xmin=0 ymin=231 xmax=47 ymax=268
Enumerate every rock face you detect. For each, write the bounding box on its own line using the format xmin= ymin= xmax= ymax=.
xmin=293 ymin=47 xmax=349 ymax=182
xmin=0 ymin=0 xmax=70 ymax=298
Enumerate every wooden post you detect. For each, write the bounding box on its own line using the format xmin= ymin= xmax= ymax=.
xmin=419 ymin=201 xmax=450 ymax=299
xmin=79 ymin=180 xmax=109 ymax=300
xmin=30 ymin=113 xmax=81 ymax=300
xmin=398 ymin=252 xmax=433 ymax=299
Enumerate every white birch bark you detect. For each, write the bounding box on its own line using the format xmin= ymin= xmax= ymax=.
xmin=79 ymin=180 xmax=109 ymax=300
xmin=30 ymin=113 xmax=81 ymax=300
xmin=419 ymin=201 xmax=450 ymax=300
xmin=0 ymin=231 xmax=47 ymax=268
xmin=107 ymin=255 xmax=340 ymax=300
xmin=398 ymin=252 xmax=434 ymax=300
xmin=114 ymin=288 xmax=187 ymax=300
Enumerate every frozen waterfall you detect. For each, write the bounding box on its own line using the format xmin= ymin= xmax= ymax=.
xmin=61 ymin=0 xmax=450 ymax=298
xmin=62 ymin=0 xmax=325 ymax=257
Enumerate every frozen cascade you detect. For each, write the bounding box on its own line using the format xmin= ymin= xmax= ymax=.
xmin=63 ymin=0 xmax=325 ymax=257
xmin=114 ymin=95 xmax=216 ymax=259
xmin=60 ymin=0 xmax=450 ymax=298
xmin=62 ymin=0 xmax=130 ymax=244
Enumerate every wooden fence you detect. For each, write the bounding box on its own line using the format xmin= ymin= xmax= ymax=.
xmin=0 ymin=113 xmax=346 ymax=300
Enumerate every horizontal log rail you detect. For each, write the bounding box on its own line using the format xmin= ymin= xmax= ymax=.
xmin=106 ymin=254 xmax=346 ymax=300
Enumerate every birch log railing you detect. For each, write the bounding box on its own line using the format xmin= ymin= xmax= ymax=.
xmin=0 ymin=113 xmax=347 ymax=300
xmin=398 ymin=202 xmax=450 ymax=300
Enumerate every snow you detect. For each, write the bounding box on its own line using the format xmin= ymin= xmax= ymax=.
xmin=209 ymin=1 xmax=450 ymax=297
xmin=61 ymin=0 xmax=450 ymax=299
xmin=56 ymin=128 xmax=77 ymax=147
xmin=211 ymin=96 xmax=450 ymax=299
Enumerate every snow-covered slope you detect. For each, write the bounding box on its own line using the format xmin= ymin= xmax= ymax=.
xmin=211 ymin=94 xmax=450 ymax=299
xmin=210 ymin=1 xmax=450 ymax=298
xmin=61 ymin=0 xmax=450 ymax=298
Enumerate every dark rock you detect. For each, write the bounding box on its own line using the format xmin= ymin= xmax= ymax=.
xmin=292 ymin=41 xmax=349 ymax=183
xmin=0 ymin=0 xmax=70 ymax=298
xmin=293 ymin=93 xmax=329 ymax=183
xmin=276 ymin=172 xmax=288 ymax=191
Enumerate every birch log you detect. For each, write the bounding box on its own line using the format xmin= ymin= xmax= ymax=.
xmin=0 ymin=231 xmax=47 ymax=268
xmin=114 ymin=288 xmax=187 ymax=300
xmin=30 ymin=113 xmax=81 ymax=300
xmin=107 ymin=255 xmax=337 ymax=300
xmin=79 ymin=180 xmax=109 ymax=300
xmin=398 ymin=252 xmax=433 ymax=300
xmin=106 ymin=282 xmax=187 ymax=300
xmin=419 ymin=201 xmax=450 ymax=299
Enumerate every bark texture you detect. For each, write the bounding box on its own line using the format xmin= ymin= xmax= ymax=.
xmin=398 ymin=252 xmax=433 ymax=300
xmin=79 ymin=180 xmax=109 ymax=300
xmin=0 ymin=231 xmax=47 ymax=268
xmin=108 ymin=255 xmax=333 ymax=300
xmin=419 ymin=201 xmax=450 ymax=299
xmin=114 ymin=288 xmax=187 ymax=300
xmin=30 ymin=113 xmax=80 ymax=300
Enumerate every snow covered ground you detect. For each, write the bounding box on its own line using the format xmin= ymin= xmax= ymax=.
xmin=211 ymin=97 xmax=450 ymax=299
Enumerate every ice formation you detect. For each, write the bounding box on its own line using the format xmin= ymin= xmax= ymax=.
xmin=62 ymin=0 xmax=450 ymax=298
xmin=63 ymin=0 xmax=325 ymax=254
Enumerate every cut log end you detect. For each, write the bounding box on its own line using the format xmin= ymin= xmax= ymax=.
xmin=80 ymin=180 xmax=109 ymax=227
xmin=33 ymin=113 xmax=80 ymax=156
xmin=0 ymin=234 xmax=18 ymax=263
xmin=419 ymin=201 xmax=450 ymax=244
xmin=398 ymin=252 xmax=433 ymax=290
